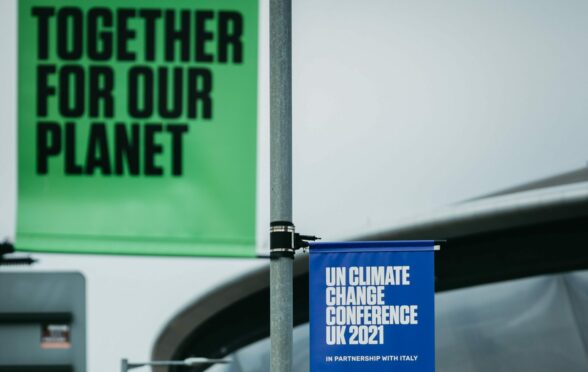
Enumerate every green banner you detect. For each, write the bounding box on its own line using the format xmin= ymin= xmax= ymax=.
xmin=17 ymin=0 xmax=259 ymax=257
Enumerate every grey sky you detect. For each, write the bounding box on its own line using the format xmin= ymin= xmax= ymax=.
xmin=291 ymin=0 xmax=588 ymax=238
xmin=1 ymin=0 xmax=588 ymax=370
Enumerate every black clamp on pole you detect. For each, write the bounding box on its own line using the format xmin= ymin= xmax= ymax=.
xmin=0 ymin=240 xmax=37 ymax=266
xmin=0 ymin=240 xmax=15 ymax=255
xmin=270 ymin=222 xmax=321 ymax=259
xmin=270 ymin=221 xmax=296 ymax=259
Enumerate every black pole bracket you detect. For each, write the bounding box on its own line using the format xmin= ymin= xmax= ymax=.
xmin=0 ymin=240 xmax=37 ymax=266
xmin=294 ymin=234 xmax=321 ymax=253
xmin=269 ymin=222 xmax=321 ymax=259
xmin=270 ymin=221 xmax=295 ymax=259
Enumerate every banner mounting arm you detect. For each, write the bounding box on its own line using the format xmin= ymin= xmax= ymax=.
xmin=269 ymin=221 xmax=320 ymax=258
xmin=0 ymin=240 xmax=37 ymax=266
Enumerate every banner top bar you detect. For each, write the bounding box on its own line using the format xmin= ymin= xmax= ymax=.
xmin=309 ymin=240 xmax=441 ymax=253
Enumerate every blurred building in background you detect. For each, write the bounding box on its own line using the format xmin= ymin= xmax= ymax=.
xmin=153 ymin=168 xmax=588 ymax=371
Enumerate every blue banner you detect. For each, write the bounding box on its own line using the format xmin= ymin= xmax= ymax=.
xmin=309 ymin=241 xmax=436 ymax=372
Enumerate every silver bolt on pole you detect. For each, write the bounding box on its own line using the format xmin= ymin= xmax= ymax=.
xmin=270 ymin=0 xmax=293 ymax=371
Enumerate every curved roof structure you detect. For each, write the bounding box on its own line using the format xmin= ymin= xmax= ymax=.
xmin=152 ymin=168 xmax=588 ymax=371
